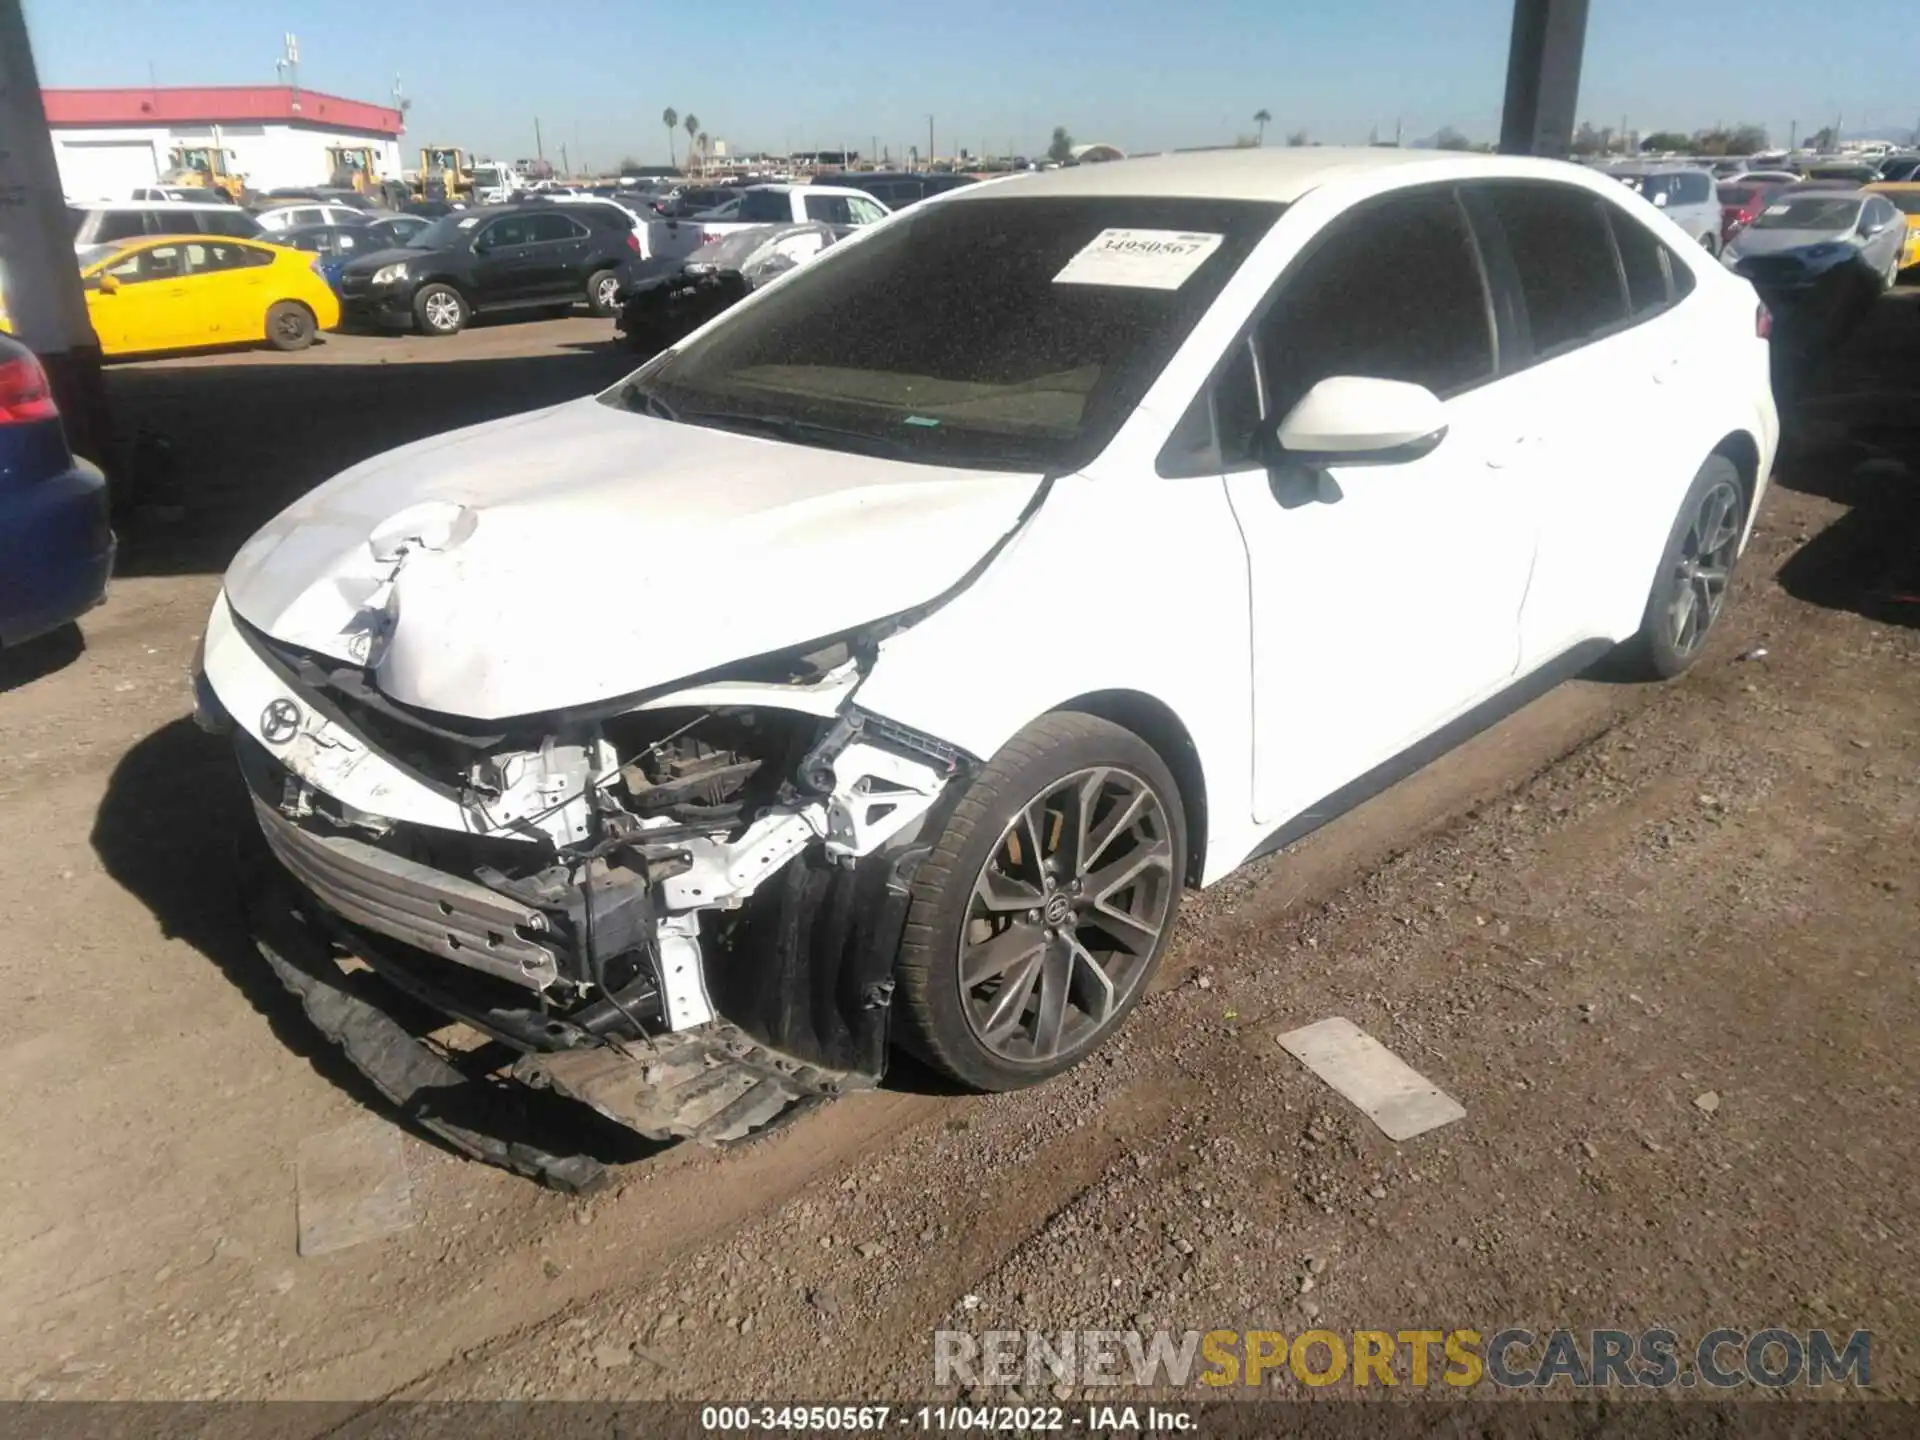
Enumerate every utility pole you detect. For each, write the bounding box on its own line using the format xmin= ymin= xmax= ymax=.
xmin=1788 ymin=118 xmax=1798 ymax=150
xmin=0 ymin=0 xmax=109 ymax=474
xmin=928 ymin=115 xmax=935 ymax=169
xmin=0 ymin=0 xmax=110 ymax=471
xmin=1498 ymin=0 xmax=1590 ymax=156
xmin=560 ymin=141 xmax=569 ymax=177
xmin=534 ymin=116 xmax=544 ymax=161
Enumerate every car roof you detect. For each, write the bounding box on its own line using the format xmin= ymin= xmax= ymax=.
xmin=935 ymin=147 xmax=1605 ymax=205
xmin=1865 ymin=181 xmax=1920 ymax=192
xmin=78 ymin=198 xmax=247 ymax=212
xmin=1606 ymin=163 xmax=1714 ymax=178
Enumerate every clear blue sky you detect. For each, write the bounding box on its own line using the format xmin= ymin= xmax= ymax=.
xmin=25 ymin=0 xmax=1916 ymax=167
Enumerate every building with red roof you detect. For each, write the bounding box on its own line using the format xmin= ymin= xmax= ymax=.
xmin=43 ymin=85 xmax=407 ymax=201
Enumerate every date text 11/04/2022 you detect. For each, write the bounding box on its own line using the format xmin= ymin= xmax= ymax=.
xmin=699 ymin=1407 xmax=1194 ymax=1432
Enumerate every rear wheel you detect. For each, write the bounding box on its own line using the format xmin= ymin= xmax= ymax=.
xmin=1622 ymin=455 xmax=1747 ymax=679
xmin=413 ymin=283 xmax=468 ymax=336
xmin=264 ymin=301 xmax=316 ymax=351
xmin=893 ymin=713 xmax=1186 ymax=1092
xmin=587 ymin=268 xmax=623 ymax=317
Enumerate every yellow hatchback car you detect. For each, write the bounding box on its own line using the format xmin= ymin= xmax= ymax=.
xmin=1863 ymin=183 xmax=1920 ymax=274
xmin=55 ymin=235 xmax=340 ymax=358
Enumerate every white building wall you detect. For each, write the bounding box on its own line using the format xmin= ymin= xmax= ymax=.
xmin=53 ymin=122 xmax=405 ymax=199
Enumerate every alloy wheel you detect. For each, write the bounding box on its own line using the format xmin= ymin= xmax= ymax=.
xmin=958 ymin=766 xmax=1176 ymax=1064
xmin=596 ymin=277 xmax=620 ymax=310
xmin=1667 ymin=478 xmax=1742 ymax=656
xmin=424 ymin=293 xmax=461 ymax=332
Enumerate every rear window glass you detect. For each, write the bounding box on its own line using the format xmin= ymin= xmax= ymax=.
xmin=737 ymin=191 xmax=795 ymax=222
xmin=1479 ymin=183 xmax=1628 ymax=358
xmin=1753 ymin=198 xmax=1863 ymax=230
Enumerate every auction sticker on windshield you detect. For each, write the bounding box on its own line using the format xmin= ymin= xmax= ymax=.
xmin=1054 ymin=229 xmax=1225 ymax=290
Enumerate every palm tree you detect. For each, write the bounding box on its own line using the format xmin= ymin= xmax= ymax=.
xmin=1253 ymin=108 xmax=1272 ymax=146
xmin=684 ymin=114 xmax=700 ymax=173
xmin=697 ymin=132 xmax=710 ymax=172
xmin=662 ymin=107 xmax=679 ymax=168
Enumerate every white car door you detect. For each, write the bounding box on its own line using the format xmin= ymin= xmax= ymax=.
xmin=1463 ymin=181 xmax=1693 ymax=664
xmin=1200 ymin=185 xmax=1539 ymax=827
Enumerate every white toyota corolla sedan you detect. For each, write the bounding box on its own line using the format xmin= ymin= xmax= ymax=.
xmin=195 ymin=147 xmax=1777 ymax=1165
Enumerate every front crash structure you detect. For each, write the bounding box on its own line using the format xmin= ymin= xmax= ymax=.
xmin=197 ymin=592 xmax=965 ymax=1179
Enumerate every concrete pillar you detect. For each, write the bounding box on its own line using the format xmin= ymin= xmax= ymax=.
xmin=1498 ymin=0 xmax=1591 ymax=159
xmin=0 ymin=0 xmax=111 ymax=471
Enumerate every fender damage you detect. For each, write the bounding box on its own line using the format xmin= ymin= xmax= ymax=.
xmin=195 ymin=400 xmax=1051 ymax=1173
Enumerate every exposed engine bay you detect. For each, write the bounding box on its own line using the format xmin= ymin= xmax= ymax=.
xmin=199 ymin=592 xmax=966 ymax=1163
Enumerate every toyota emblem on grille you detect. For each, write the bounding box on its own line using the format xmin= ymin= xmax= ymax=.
xmin=260 ymin=698 xmax=303 ymax=746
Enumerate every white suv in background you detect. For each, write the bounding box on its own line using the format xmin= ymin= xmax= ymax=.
xmin=197 ymin=148 xmax=1777 ymax=1157
xmin=68 ymin=199 xmax=261 ymax=251
xmin=1607 ymin=164 xmax=1724 ymax=253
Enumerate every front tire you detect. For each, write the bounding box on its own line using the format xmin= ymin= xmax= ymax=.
xmin=1623 ymin=455 xmax=1747 ymax=680
xmin=587 ymin=268 xmax=623 ymax=317
xmin=264 ymin=301 xmax=316 ymax=351
xmin=893 ymin=713 xmax=1186 ymax=1091
xmin=413 ymin=283 xmax=469 ymax=336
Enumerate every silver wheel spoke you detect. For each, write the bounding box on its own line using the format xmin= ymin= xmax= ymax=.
xmin=1031 ymin=944 xmax=1073 ymax=1056
xmin=1670 ymin=583 xmax=1698 ymax=649
xmin=1080 ymin=784 xmax=1149 ymax=876
xmin=961 ymin=921 xmax=1046 ymax=988
xmin=1085 ymin=837 xmax=1172 ymax=907
xmin=979 ymin=946 xmax=1046 ymax=1039
xmin=1065 ymin=934 xmax=1116 ymax=1024
xmin=975 ymin=869 xmax=1043 ymax=914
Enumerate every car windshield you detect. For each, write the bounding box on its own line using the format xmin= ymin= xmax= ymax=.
xmin=604 ymin=194 xmax=1283 ymax=473
xmin=1879 ymin=191 xmax=1920 ymax=215
xmin=408 ymin=214 xmax=483 ymax=248
xmin=1752 ymin=197 xmax=1863 ymax=230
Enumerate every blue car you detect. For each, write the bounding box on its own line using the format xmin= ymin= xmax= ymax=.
xmin=282 ymin=216 xmax=430 ymax=292
xmin=0 ymin=335 xmax=113 ymax=648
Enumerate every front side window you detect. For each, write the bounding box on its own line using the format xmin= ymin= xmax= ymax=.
xmin=1478 ymin=183 xmax=1627 ymax=360
xmin=609 ymin=195 xmax=1282 ymax=472
xmin=107 ymin=243 xmax=185 ymax=284
xmin=480 ymin=215 xmax=539 ymax=248
xmin=1257 ymin=186 xmax=1494 ymax=424
xmin=848 ymin=196 xmax=889 ymax=225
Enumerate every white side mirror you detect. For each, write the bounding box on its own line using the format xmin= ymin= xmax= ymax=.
xmin=1271 ymin=376 xmax=1449 ymax=466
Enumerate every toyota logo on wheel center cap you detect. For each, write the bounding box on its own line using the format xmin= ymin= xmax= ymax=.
xmin=1043 ymin=892 xmax=1073 ymax=927
xmin=260 ymin=698 xmax=303 ymax=746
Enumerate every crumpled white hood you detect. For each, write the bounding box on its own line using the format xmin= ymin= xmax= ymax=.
xmin=223 ymin=396 xmax=1041 ymax=720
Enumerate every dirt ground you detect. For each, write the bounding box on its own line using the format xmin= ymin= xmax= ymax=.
xmin=1 ymin=298 xmax=1916 ymax=1414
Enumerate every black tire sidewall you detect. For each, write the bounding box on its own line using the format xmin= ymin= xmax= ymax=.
xmin=1634 ymin=454 xmax=1746 ymax=679
xmin=894 ymin=712 xmax=1187 ymax=1092
xmin=413 ymin=284 xmax=467 ymax=335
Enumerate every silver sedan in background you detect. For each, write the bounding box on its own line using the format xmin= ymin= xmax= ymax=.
xmin=1724 ymin=191 xmax=1907 ymax=291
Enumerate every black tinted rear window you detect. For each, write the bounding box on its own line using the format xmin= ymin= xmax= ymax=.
xmin=1479 ymin=183 xmax=1628 ymax=359
xmin=736 ymin=191 xmax=794 ymax=222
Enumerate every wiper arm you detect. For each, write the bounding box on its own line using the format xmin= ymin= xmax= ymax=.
xmin=615 ymin=381 xmax=679 ymax=422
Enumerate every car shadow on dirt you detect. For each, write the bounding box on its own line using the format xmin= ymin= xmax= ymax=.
xmin=104 ymin=345 xmax=637 ymax=579
xmin=91 ymin=716 xmax=665 ymax=1178
xmin=0 ymin=623 xmax=85 ymax=693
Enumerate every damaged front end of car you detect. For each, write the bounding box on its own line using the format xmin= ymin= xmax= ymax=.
xmin=195 ymin=591 xmax=969 ymax=1180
